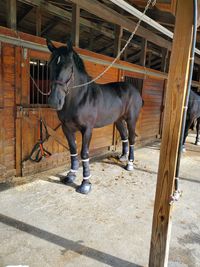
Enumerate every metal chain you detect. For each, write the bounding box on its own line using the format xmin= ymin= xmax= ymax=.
xmin=71 ymin=0 xmax=156 ymax=89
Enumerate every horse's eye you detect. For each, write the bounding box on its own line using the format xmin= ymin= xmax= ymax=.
xmin=57 ymin=56 xmax=61 ymax=64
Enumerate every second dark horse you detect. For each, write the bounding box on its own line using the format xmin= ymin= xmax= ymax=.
xmin=47 ymin=39 xmax=143 ymax=194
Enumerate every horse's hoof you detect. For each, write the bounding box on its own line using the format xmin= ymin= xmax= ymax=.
xmin=62 ymin=172 xmax=76 ymax=184
xmin=195 ymin=141 xmax=200 ymax=146
xmin=76 ymin=181 xmax=92 ymax=194
xmin=126 ymin=162 xmax=134 ymax=171
xmin=118 ymin=154 xmax=128 ymax=162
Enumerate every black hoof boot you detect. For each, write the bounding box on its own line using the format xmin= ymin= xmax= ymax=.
xmin=76 ymin=180 xmax=92 ymax=194
xmin=62 ymin=171 xmax=76 ymax=184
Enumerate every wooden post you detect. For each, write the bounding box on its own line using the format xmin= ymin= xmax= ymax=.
xmin=147 ymin=51 xmax=152 ymax=68
xmin=114 ymin=25 xmax=123 ymax=57
xmin=161 ymin=48 xmax=167 ymax=72
xmin=139 ymin=38 xmax=147 ymax=66
xmin=6 ymin=0 xmax=17 ymax=30
xmin=15 ymin=47 xmax=22 ymax=177
xmin=149 ymin=1 xmax=193 ymax=267
xmin=71 ymin=4 xmax=80 ymax=47
xmin=36 ymin=7 xmax=42 ymax=36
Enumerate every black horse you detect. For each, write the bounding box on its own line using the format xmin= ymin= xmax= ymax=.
xmin=183 ymin=90 xmax=200 ymax=148
xmin=47 ymin=39 xmax=143 ymax=194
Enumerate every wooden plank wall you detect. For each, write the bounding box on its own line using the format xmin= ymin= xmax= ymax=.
xmin=0 ymin=27 xmax=166 ymax=178
xmin=139 ymin=78 xmax=165 ymax=140
xmin=21 ymin=58 xmax=119 ymax=175
xmin=0 ymin=43 xmax=16 ymax=180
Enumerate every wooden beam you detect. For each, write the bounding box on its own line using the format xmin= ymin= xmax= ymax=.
xmin=147 ymin=51 xmax=152 ymax=68
xmin=18 ymin=0 xmax=200 ymax=66
xmin=36 ymin=7 xmax=42 ymax=36
xmin=67 ymin=0 xmax=172 ymax=50
xmin=161 ymin=48 xmax=167 ymax=72
xmin=6 ymin=0 xmax=17 ymax=30
xmin=96 ymin=42 xmax=113 ymax=53
xmin=41 ymin=19 xmax=60 ymax=36
xmin=114 ymin=25 xmax=123 ymax=57
xmin=128 ymin=50 xmax=141 ymax=61
xmin=139 ymin=38 xmax=147 ymax=66
xmin=71 ymin=4 xmax=80 ymax=47
xmin=149 ymin=1 xmax=193 ymax=266
xmin=17 ymin=6 xmax=34 ymax=25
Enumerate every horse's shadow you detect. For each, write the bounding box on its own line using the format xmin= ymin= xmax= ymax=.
xmin=46 ymin=174 xmax=78 ymax=189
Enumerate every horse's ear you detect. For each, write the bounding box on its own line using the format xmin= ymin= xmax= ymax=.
xmin=46 ymin=38 xmax=56 ymax=53
xmin=66 ymin=38 xmax=73 ymax=52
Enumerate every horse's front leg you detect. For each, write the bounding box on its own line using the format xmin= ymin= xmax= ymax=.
xmin=62 ymin=125 xmax=79 ymax=184
xmin=76 ymin=127 xmax=92 ymax=194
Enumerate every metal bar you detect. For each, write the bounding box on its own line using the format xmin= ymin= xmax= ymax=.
xmin=0 ymin=32 xmax=199 ymax=86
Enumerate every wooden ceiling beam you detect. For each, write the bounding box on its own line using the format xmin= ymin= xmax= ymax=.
xmin=17 ymin=6 xmax=34 ymax=25
xmin=18 ymin=0 xmax=115 ymax=39
xmin=41 ymin=19 xmax=60 ymax=36
xmin=68 ymin=0 xmax=172 ymax=50
xmin=96 ymin=42 xmax=113 ymax=53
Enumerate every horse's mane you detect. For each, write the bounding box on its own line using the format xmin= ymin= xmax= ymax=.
xmin=72 ymin=50 xmax=87 ymax=75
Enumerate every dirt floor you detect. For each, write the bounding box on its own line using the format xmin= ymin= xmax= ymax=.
xmin=0 ymin=132 xmax=199 ymax=267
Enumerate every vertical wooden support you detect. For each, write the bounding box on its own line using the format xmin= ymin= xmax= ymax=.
xmin=147 ymin=51 xmax=152 ymax=68
xmin=0 ymin=42 xmax=4 ymax=169
xmin=149 ymin=1 xmax=193 ymax=267
xmin=88 ymin=28 xmax=94 ymax=50
xmin=36 ymin=7 xmax=42 ymax=36
xmin=161 ymin=48 xmax=167 ymax=72
xmin=71 ymin=4 xmax=80 ymax=47
xmin=6 ymin=0 xmax=17 ymax=30
xmin=114 ymin=25 xmax=123 ymax=57
xmin=15 ymin=47 xmax=22 ymax=176
xmin=139 ymin=38 xmax=147 ymax=66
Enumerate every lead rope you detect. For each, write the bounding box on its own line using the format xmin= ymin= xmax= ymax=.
xmin=70 ymin=0 xmax=156 ymax=89
xmin=16 ymin=0 xmax=156 ymax=98
xmin=29 ymin=0 xmax=156 ymax=96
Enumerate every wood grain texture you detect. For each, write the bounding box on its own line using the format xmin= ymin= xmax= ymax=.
xmin=149 ymin=1 xmax=193 ymax=266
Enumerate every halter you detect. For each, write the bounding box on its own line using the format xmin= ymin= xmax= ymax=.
xmin=52 ymin=67 xmax=74 ymax=95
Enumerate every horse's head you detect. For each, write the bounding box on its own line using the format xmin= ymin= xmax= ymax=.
xmin=46 ymin=39 xmax=74 ymax=110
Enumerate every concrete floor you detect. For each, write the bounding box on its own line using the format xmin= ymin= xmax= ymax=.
xmin=0 ymin=133 xmax=199 ymax=267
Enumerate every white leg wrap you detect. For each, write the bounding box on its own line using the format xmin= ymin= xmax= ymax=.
xmin=71 ymin=153 xmax=78 ymax=157
xmin=82 ymin=158 xmax=89 ymax=162
xmin=83 ymin=175 xmax=91 ymax=180
xmin=126 ymin=160 xmax=134 ymax=171
xmin=122 ymin=139 xmax=128 ymax=143
xmin=70 ymin=169 xmax=78 ymax=173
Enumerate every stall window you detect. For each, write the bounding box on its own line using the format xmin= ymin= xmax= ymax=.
xmin=30 ymin=59 xmax=50 ymax=105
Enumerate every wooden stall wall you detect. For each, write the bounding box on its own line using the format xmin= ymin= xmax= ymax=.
xmin=0 ymin=42 xmax=16 ymax=180
xmin=19 ymin=49 xmax=119 ymax=176
xmin=140 ymin=78 xmax=165 ymax=141
xmin=0 ymin=27 xmax=166 ymax=178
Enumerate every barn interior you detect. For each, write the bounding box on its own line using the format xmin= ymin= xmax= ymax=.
xmin=0 ymin=1 xmax=200 ymax=267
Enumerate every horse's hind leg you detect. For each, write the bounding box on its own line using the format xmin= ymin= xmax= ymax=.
xmin=76 ymin=127 xmax=92 ymax=194
xmin=115 ymin=119 xmax=129 ymax=161
xmin=126 ymin=118 xmax=137 ymax=171
xmin=195 ymin=117 xmax=200 ymax=145
xmin=62 ymin=125 xmax=79 ymax=183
